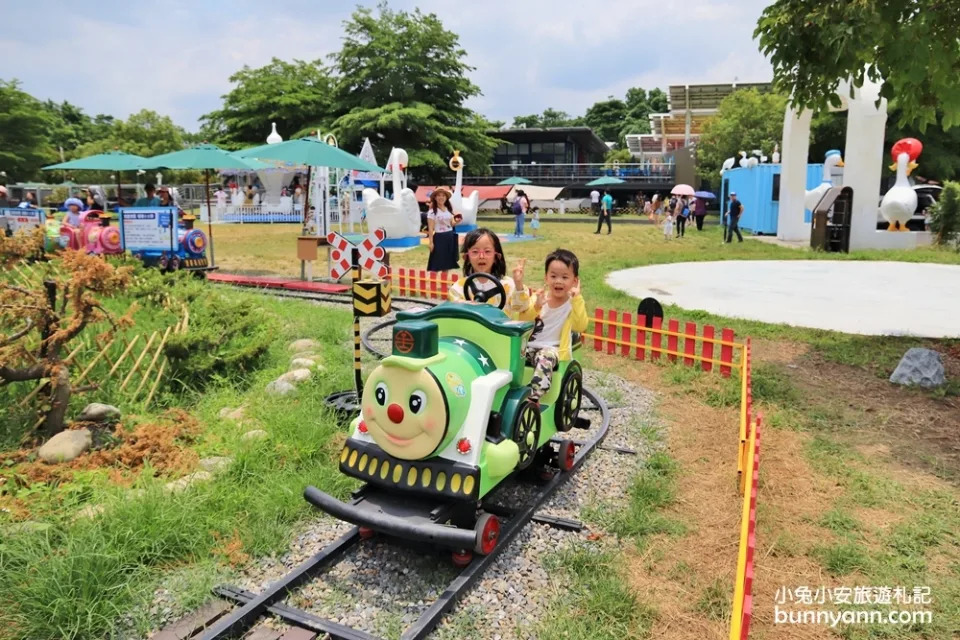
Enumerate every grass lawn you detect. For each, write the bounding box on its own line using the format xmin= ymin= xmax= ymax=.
xmin=3 ymin=218 xmax=958 ymax=639
xmin=0 ymin=285 xmax=361 ymax=640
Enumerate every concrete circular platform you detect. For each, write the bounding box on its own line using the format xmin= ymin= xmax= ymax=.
xmin=607 ymin=260 xmax=960 ymax=337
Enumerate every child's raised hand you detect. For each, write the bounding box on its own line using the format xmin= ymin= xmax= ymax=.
xmin=570 ymin=280 xmax=581 ymax=298
xmin=533 ymin=287 xmax=547 ymax=310
xmin=512 ymin=258 xmax=527 ymax=289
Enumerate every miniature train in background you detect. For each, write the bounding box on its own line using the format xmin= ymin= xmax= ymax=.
xmin=1 ymin=206 xmax=213 ymax=272
xmin=307 ymin=273 xmax=588 ymax=562
xmin=0 ymin=208 xmax=122 ymax=255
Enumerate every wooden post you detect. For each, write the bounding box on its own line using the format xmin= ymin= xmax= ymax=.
xmin=593 ymin=308 xmax=603 ymax=351
xmin=702 ymin=325 xmax=715 ymax=372
xmin=621 ymin=312 xmax=632 ymax=358
xmin=720 ymin=328 xmax=735 ymax=378
xmin=651 ymin=316 xmax=663 ymax=361
xmin=606 ymin=309 xmax=617 ymax=355
xmin=636 ymin=314 xmax=646 ymax=361
xmin=75 ymin=337 xmax=116 ymax=385
xmin=667 ymin=318 xmax=679 ymax=362
xmin=145 ymin=359 xmax=167 ymax=406
xmin=683 ymin=321 xmax=696 ymax=367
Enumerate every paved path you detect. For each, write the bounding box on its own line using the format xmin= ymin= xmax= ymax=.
xmin=607 ymin=260 xmax=960 ymax=337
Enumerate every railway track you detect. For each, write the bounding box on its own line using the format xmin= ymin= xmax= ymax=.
xmin=155 ymin=390 xmax=610 ymax=640
xmin=153 ymin=279 xmax=614 ymax=640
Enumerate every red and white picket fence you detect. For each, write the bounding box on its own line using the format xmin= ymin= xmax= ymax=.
xmin=387 ymin=267 xmax=455 ymax=300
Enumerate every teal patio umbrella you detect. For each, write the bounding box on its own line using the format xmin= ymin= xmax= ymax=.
xmin=140 ymin=144 xmax=265 ymax=267
xmin=43 ymin=150 xmax=147 ymax=207
xmin=585 ymin=176 xmax=625 ymax=187
xmin=237 ymin=137 xmax=384 ymax=227
xmin=497 ymin=176 xmax=532 ymax=186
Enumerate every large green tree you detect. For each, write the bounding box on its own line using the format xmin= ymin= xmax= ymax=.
xmin=755 ymin=0 xmax=960 ymax=131
xmin=695 ymin=89 xmax=788 ymax=180
xmin=200 ymin=58 xmax=333 ymax=147
xmin=0 ymin=80 xmax=52 ymax=182
xmin=328 ymin=3 xmax=498 ymax=180
xmin=583 ymin=98 xmax=627 ymax=144
xmin=510 ymin=108 xmax=580 ymax=129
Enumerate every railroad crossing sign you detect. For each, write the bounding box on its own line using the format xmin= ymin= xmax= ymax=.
xmin=327 ymin=227 xmax=388 ymax=280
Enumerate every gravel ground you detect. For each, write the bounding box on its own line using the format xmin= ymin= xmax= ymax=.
xmin=141 ymin=368 xmax=661 ymax=640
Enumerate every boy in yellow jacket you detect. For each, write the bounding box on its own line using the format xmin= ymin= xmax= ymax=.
xmin=516 ymin=248 xmax=588 ymax=402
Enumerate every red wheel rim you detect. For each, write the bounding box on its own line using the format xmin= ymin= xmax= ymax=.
xmin=562 ymin=441 xmax=576 ymax=471
xmin=480 ymin=516 xmax=500 ymax=555
xmin=358 ymin=526 xmax=375 ymax=539
xmin=452 ymin=550 xmax=473 ymax=567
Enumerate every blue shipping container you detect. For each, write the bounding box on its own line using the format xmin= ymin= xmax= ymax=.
xmin=718 ymin=164 xmax=826 ymax=234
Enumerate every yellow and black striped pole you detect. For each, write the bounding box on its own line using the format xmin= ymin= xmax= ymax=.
xmin=352 ymin=248 xmax=362 ymax=400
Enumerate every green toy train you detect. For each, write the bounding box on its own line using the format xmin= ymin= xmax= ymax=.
xmin=306 ymin=273 xmax=587 ymax=562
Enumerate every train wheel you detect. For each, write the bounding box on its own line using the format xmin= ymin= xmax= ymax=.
xmin=555 ymin=362 xmax=583 ymax=433
xmin=512 ymin=400 xmax=541 ymax=471
xmin=358 ymin=526 xmax=376 ymax=540
xmin=169 ymin=255 xmax=181 ymax=271
xmin=473 ymin=513 xmax=500 ymax=555
xmin=452 ymin=550 xmax=473 ymax=568
xmin=558 ymin=440 xmax=576 ymax=472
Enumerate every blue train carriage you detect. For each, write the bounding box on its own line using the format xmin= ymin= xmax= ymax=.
xmin=307 ymin=284 xmax=586 ymax=561
xmin=118 ymin=207 xmax=215 ymax=272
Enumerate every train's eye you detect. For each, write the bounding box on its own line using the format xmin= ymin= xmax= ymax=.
xmin=374 ymin=382 xmax=388 ymax=406
xmin=409 ymin=390 xmax=427 ymax=415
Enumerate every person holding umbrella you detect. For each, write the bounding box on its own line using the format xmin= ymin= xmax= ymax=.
xmin=692 ymin=190 xmax=714 ymax=231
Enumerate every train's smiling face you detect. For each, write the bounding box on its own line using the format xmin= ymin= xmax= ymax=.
xmin=361 ymin=363 xmax=448 ymax=460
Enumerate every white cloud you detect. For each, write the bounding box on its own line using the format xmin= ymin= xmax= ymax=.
xmin=0 ymin=0 xmax=774 ymax=132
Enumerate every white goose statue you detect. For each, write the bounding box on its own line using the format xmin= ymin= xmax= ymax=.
xmin=804 ymin=149 xmax=845 ymax=212
xmin=721 ymin=151 xmax=747 ymax=175
xmin=880 ymin=138 xmax=923 ymax=232
xmin=449 ymin=150 xmax=479 ymax=229
xmin=361 ymin=148 xmax=420 ymax=238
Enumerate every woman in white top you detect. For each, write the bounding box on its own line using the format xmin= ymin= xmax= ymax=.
xmin=426 ymin=186 xmax=461 ymax=273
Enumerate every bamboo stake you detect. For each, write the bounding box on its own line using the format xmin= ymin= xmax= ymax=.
xmin=18 ymin=378 xmax=49 ymax=407
xmin=62 ymin=339 xmax=87 ymax=365
xmin=108 ymin=335 xmax=140 ymax=377
xmin=145 ymin=359 xmax=167 ymax=406
xmin=75 ymin=337 xmax=116 ymax=386
xmin=132 ymin=326 xmax=172 ymax=400
xmin=120 ymin=332 xmax=157 ymax=391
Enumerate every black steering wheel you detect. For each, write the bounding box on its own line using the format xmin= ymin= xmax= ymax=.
xmin=461 ymin=272 xmax=507 ymax=310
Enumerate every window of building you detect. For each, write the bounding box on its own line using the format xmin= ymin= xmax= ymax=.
xmin=772 ymin=174 xmax=781 ymax=202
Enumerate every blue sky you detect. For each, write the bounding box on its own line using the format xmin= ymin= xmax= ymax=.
xmin=0 ymin=0 xmax=773 ymax=134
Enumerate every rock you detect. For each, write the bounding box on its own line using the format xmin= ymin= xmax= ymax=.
xmin=241 ymin=429 xmax=269 ymax=442
xmin=38 ymin=428 xmax=92 ymax=463
xmin=199 ymin=456 xmax=233 ymax=474
xmin=890 ymin=348 xmax=945 ymax=388
xmin=78 ymin=403 xmax=121 ymax=422
xmin=279 ymin=368 xmax=313 ymax=384
xmin=266 ymin=379 xmax=296 ymax=396
xmin=218 ymin=406 xmax=246 ymax=421
xmin=291 ymin=351 xmax=322 ymax=361
xmin=291 ymin=358 xmax=322 ymax=370
xmin=76 ymin=504 xmax=105 ymax=520
xmin=164 ymin=471 xmax=213 ymax=493
xmin=288 ymin=339 xmax=320 ymax=353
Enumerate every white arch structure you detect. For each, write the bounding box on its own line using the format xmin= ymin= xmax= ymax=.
xmin=778 ymin=77 xmax=926 ymax=250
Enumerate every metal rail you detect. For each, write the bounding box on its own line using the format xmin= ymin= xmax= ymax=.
xmin=199 ymin=388 xmax=610 ymax=640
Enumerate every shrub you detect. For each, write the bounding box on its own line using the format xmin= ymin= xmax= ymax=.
xmin=163 ymin=294 xmax=271 ymax=391
xmin=929 ymin=181 xmax=960 ymax=249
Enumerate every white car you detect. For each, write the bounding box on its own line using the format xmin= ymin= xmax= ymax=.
xmin=877 ymin=184 xmax=940 ymax=230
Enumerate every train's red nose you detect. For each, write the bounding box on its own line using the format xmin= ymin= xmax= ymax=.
xmin=387 ymin=403 xmax=404 ymax=424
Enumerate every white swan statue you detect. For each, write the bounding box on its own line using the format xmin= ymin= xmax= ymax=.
xmin=737 ymin=151 xmax=751 ymax=168
xmin=361 ymin=148 xmax=420 ymax=239
xmin=880 ymin=138 xmax=922 ymax=232
xmin=804 ymin=149 xmax=845 ymax=212
xmin=771 ymin=143 xmax=781 ymax=164
xmin=720 ymin=153 xmax=737 ymax=176
xmin=449 ymin=150 xmax=479 ymax=229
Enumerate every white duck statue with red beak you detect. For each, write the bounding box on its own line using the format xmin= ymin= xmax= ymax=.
xmin=361 ymin=148 xmax=420 ymax=238
xmin=880 ymin=138 xmax=922 ymax=232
